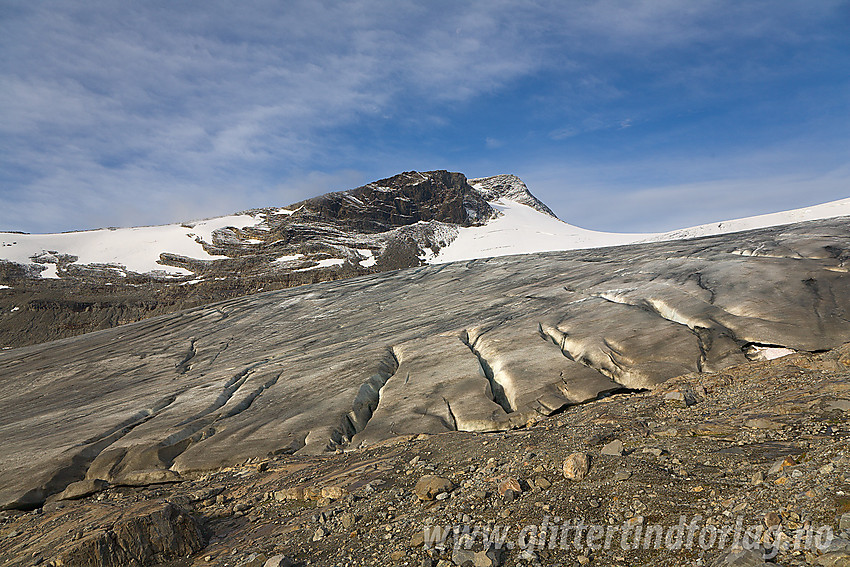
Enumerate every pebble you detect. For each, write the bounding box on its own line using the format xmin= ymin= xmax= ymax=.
xmin=312 ymin=526 xmax=329 ymax=541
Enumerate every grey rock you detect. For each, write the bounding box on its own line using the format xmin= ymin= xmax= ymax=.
xmin=823 ymin=537 xmax=850 ymax=553
xmin=451 ymin=547 xmax=501 ymax=567
xmin=840 ymin=512 xmax=850 ymax=532
xmin=54 ymin=502 xmax=204 ymax=567
xmin=263 ymin=554 xmax=293 ymax=567
xmin=817 ymin=551 xmax=850 ymax=567
xmin=339 ymin=512 xmax=357 ymax=530
xmin=664 ymin=388 xmax=697 ymax=406
xmin=56 ymin=479 xmax=109 ymax=501
xmin=710 ymin=547 xmax=771 ymax=566
xmin=601 ymin=440 xmax=624 ymax=456
xmin=826 ymin=400 xmax=850 ymax=412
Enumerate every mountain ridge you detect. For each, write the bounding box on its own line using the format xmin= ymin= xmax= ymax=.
xmin=0 ymin=170 xmax=849 ymax=349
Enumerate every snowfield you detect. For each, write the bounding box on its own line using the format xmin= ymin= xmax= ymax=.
xmin=1 ymin=176 xmax=849 ymax=278
xmin=0 ymin=214 xmax=263 ymax=277
xmin=640 ymin=196 xmax=850 ymax=242
xmin=431 ymin=198 xmax=648 ymax=263
xmin=429 ymin=194 xmax=850 ymax=264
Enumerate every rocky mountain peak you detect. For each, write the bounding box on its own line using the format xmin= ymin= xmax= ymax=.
xmin=288 ymin=170 xmax=495 ymax=232
xmin=469 ymin=174 xmax=559 ymax=219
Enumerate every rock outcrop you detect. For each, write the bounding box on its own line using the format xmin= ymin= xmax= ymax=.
xmin=0 ymin=501 xmax=203 ymax=567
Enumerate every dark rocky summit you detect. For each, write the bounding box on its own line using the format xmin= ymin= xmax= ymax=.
xmin=288 ymin=170 xmax=495 ymax=230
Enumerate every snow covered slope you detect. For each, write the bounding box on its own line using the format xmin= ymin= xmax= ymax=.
xmin=430 ymin=197 xmax=647 ymax=263
xmin=430 ymin=176 xmax=850 ymax=263
xmin=2 ymin=171 xmax=849 ymax=277
xmin=642 ymin=197 xmax=850 ymax=242
xmin=0 ymin=214 xmax=266 ymax=277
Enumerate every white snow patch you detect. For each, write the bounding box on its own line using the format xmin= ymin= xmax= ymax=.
xmin=294 ymin=258 xmax=345 ymax=272
xmin=273 ymin=254 xmax=305 ymax=264
xmin=0 ymin=214 xmax=262 ymax=278
xmin=747 ymin=345 xmax=796 ymax=361
xmin=40 ymin=264 xmax=60 ymax=279
xmin=357 ymin=249 xmax=376 ymax=268
xmin=419 ymin=247 xmax=437 ymax=263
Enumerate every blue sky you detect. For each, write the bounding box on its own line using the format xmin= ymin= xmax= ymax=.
xmin=1 ymin=1 xmax=849 ymax=233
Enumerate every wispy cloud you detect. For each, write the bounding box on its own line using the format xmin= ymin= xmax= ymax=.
xmin=0 ymin=1 xmax=847 ymax=232
xmin=523 ymin=152 xmax=850 ymax=233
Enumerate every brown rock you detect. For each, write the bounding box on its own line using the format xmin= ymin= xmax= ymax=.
xmin=413 ymin=475 xmax=454 ymax=501
xmin=692 ymin=422 xmax=736 ymax=438
xmin=320 ymin=486 xmax=348 ymax=500
xmin=764 ymin=511 xmax=782 ymax=527
xmin=746 ymin=418 xmax=784 ymax=430
xmin=114 ymin=469 xmax=181 ymax=486
xmin=498 ymin=477 xmax=522 ymax=496
xmin=273 ymin=487 xmax=304 ymax=501
xmin=303 ymin=486 xmax=323 ymax=500
xmin=563 ymin=452 xmax=590 ymax=481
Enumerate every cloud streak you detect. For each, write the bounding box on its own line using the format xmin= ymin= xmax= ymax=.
xmin=0 ymin=1 xmax=847 ymax=232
